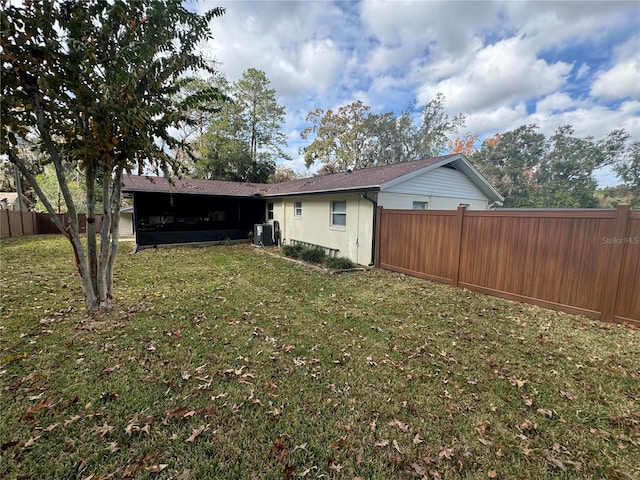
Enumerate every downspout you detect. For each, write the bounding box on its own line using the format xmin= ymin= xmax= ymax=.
xmin=361 ymin=191 xmax=377 ymax=267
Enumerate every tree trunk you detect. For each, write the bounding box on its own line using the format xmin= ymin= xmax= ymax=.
xmin=85 ymin=161 xmax=98 ymax=294
xmin=106 ymin=165 xmax=123 ymax=297
xmin=97 ymin=165 xmax=113 ymax=309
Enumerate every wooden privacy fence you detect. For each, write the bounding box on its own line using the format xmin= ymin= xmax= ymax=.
xmin=375 ymin=204 xmax=639 ymax=325
xmin=0 ymin=210 xmax=103 ymax=239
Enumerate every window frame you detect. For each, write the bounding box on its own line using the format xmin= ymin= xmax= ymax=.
xmin=331 ymin=200 xmax=347 ymax=227
xmin=294 ymin=201 xmax=302 ymax=217
xmin=267 ymin=202 xmax=274 ymax=220
xmin=412 ymin=201 xmax=429 ymax=210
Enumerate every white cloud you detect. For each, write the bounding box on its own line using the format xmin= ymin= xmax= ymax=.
xmin=536 ymin=93 xmax=576 ymax=114
xmin=590 ymin=36 xmax=640 ymax=100
xmin=416 ymin=36 xmax=572 ymax=113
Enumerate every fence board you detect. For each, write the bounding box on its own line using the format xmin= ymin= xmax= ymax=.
xmin=613 ymin=212 xmax=640 ymax=323
xmin=0 ymin=212 xmax=104 ymax=238
xmin=376 ymin=205 xmax=639 ymax=325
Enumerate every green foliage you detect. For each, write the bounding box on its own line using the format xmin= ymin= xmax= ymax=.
xmin=2 ymin=236 xmax=639 ymax=479
xmin=299 ymin=246 xmax=326 ymax=264
xmin=192 ymin=68 xmax=288 ymax=182
xmin=1 ymin=0 xmax=225 ymax=310
xmin=282 ymin=244 xmax=354 ymax=269
xmin=301 ymin=94 xmax=465 ymax=171
xmin=471 ymin=125 xmax=630 ymax=208
xmin=614 ymin=141 xmax=640 ymax=208
xmin=281 ymin=243 xmax=305 ymax=258
xmin=324 ymin=256 xmax=355 ymax=269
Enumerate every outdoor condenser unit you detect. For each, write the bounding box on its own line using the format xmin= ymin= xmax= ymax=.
xmin=253 ymin=224 xmax=274 ymax=246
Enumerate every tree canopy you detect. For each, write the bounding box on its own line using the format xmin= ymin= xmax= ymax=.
xmin=1 ymin=0 xmax=225 ymax=311
xmin=301 ymin=93 xmax=466 ymax=171
xmin=471 ymin=125 xmax=630 ymax=208
xmin=190 ymin=68 xmax=289 ymax=183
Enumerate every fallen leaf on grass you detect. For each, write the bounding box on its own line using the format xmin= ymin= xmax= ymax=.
xmin=589 ymin=427 xmax=612 ymax=439
xmin=44 ymin=422 xmax=58 ymax=432
xmin=375 ymin=439 xmax=389 ymax=447
xmin=392 ymin=439 xmax=404 ymax=453
xmin=106 ymin=442 xmax=120 ymax=453
xmin=413 ymin=433 xmax=424 ymax=444
xmin=388 ymin=419 xmax=409 ymax=431
xmin=560 ymin=390 xmax=576 ymax=401
xmin=92 ymin=422 xmax=114 ymax=439
xmin=185 ymin=424 xmax=209 ymax=442
xmin=23 ymin=435 xmax=42 ymax=448
xmin=146 ymin=464 xmax=168 ymax=473
xmin=488 ymin=469 xmax=498 ymax=478
xmin=545 ymin=454 xmax=565 ymax=470
xmin=509 ymin=377 xmax=528 ymax=388
xmin=438 ymin=447 xmax=453 ymax=459
xmin=537 ymin=408 xmax=553 ymax=418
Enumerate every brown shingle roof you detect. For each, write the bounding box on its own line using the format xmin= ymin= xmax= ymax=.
xmin=266 ymin=156 xmax=455 ymax=195
xmin=121 ymin=175 xmax=269 ymax=196
xmin=122 ymin=155 xmax=459 ymax=197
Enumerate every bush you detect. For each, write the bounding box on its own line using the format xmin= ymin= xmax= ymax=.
xmin=299 ymin=247 xmax=326 ymax=264
xmin=281 ymin=244 xmax=305 ymax=258
xmin=325 ymin=256 xmax=355 ymax=270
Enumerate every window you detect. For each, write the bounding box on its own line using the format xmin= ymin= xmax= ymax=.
xmin=331 ymin=200 xmax=347 ymax=226
xmin=267 ymin=202 xmax=274 ymax=220
xmin=459 ymin=203 xmax=470 ymax=209
xmin=412 ymin=201 xmax=428 ymax=210
xmin=294 ymin=201 xmax=302 ymax=217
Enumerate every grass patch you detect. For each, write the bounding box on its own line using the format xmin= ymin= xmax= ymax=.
xmin=1 ymin=235 xmax=639 ymax=479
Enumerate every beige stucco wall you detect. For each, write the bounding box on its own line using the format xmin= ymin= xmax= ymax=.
xmin=378 ymin=192 xmax=489 ymax=210
xmin=268 ymin=193 xmax=374 ymax=266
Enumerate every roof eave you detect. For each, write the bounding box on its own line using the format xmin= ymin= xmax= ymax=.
xmin=264 ymin=185 xmax=381 ymax=197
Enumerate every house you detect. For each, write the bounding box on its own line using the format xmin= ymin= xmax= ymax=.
xmin=0 ymin=192 xmax=20 ymax=211
xmin=121 ymin=154 xmax=503 ymax=264
xmin=264 ymin=154 xmax=503 ymax=265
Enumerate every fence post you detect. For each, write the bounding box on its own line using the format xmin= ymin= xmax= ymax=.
xmin=451 ymin=205 xmax=466 ymax=287
xmin=601 ymin=204 xmax=631 ymax=322
xmin=3 ymin=210 xmax=10 ymax=238
xmin=374 ymin=206 xmax=383 ymax=268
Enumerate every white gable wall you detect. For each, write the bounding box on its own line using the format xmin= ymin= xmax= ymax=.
xmin=379 ymin=166 xmax=490 ymax=210
xmin=269 ymin=193 xmax=374 ymax=266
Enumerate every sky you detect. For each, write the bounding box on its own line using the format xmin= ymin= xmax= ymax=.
xmin=188 ymin=0 xmax=640 ymax=187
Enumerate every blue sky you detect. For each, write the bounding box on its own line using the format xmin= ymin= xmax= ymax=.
xmin=190 ymin=0 xmax=640 ymax=186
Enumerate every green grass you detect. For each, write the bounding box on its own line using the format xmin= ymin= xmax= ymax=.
xmin=1 ymin=235 xmax=639 ymax=479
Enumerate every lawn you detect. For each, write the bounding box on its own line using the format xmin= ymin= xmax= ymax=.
xmin=1 ymin=235 xmax=638 ymax=479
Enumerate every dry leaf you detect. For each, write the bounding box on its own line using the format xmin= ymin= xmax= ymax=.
xmin=375 ymin=439 xmax=389 ymax=447
xmin=392 ymin=439 xmax=404 ymax=453
xmin=545 ymin=454 xmax=565 ymax=470
xmin=92 ymin=422 xmax=114 ymax=439
xmin=186 ymin=424 xmax=209 ymax=442
xmin=106 ymin=442 xmax=120 ymax=453
xmin=146 ymin=464 xmax=168 ymax=473
xmin=488 ymin=469 xmax=498 ymax=478
xmin=413 ymin=433 xmax=424 ymax=444
xmin=537 ymin=408 xmax=553 ymax=418
xmin=438 ymin=447 xmax=453 ymax=459
xmin=23 ymin=435 xmax=41 ymax=448
xmin=559 ymin=391 xmax=576 ymax=401
xmin=388 ymin=419 xmax=409 ymax=431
